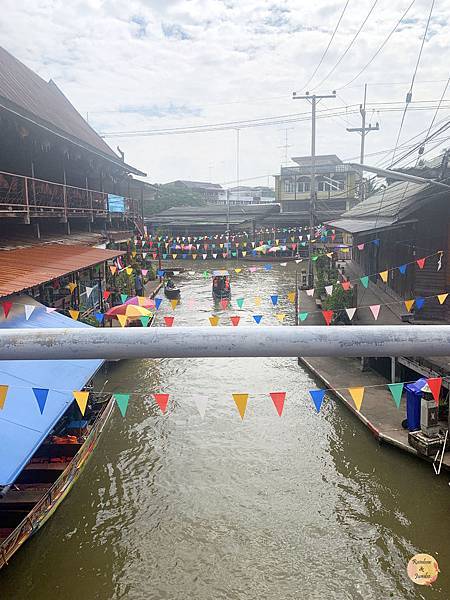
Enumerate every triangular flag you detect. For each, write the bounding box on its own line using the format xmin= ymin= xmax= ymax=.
xmin=254 ymin=297 xmax=261 ymax=306
xmin=32 ymin=388 xmax=49 ymax=415
xmin=220 ymin=298 xmax=229 ymax=310
xmin=69 ymin=309 xmax=79 ymax=320
xmin=387 ymin=383 xmax=404 ymax=409
xmin=345 ymin=307 xmax=356 ymax=320
xmin=325 ymin=285 xmax=333 ymax=296
xmin=170 ymin=299 xmax=178 ymax=310
xmin=230 ymin=316 xmax=240 ymax=326
xmin=360 ymin=276 xmax=369 ymax=288
xmin=437 ymin=293 xmax=448 ymax=304
xmin=270 ymin=392 xmax=286 ymax=416
xmin=114 ymin=393 xmax=130 ymax=417
xmin=287 ymin=291 xmax=296 ymax=303
xmin=2 ymin=301 xmax=13 ymax=318
xmin=427 ymin=377 xmax=442 ymax=405
xmin=415 ymin=297 xmax=425 ymax=310
xmin=341 ymin=281 xmax=351 ymax=291
xmin=280 ymin=262 xmax=287 ymax=267
xmin=322 ymin=310 xmax=333 ymax=326
xmin=120 ymin=294 xmax=128 ymax=303
xmin=306 ymin=288 xmax=314 ymax=297
xmin=299 ymin=312 xmax=308 ymax=322
xmin=66 ymin=282 xmax=77 ymax=293
xmin=253 ymin=315 xmax=263 ymax=324
xmin=309 ymin=389 xmax=326 ymax=412
xmin=416 ymin=258 xmax=426 ymax=269
xmin=24 ymin=305 xmax=35 ymax=320
xmin=357 ymin=243 xmax=365 ymax=250
xmin=236 ymin=298 xmax=245 ymax=309
xmin=270 ymin=295 xmax=279 ymax=306
xmin=379 ymin=270 xmax=388 ymax=283
xmin=232 ymin=393 xmax=248 ymax=420
xmin=234 ymin=268 xmax=242 ymax=273
xmin=126 ymin=267 xmax=133 ymax=275
xmin=117 ymin=314 xmax=128 ymax=327
xmin=153 ymin=393 xmax=170 ymax=414
xmin=348 ymin=387 xmax=365 ymax=411
xmin=141 ymin=269 xmax=148 ymax=277
xmin=140 ymin=316 xmax=151 ymax=327
xmin=73 ymin=390 xmax=89 ymax=416
xmin=0 ymin=385 xmax=8 ymax=409
xmin=202 ymin=271 xmax=209 ymax=279
xmin=103 ymin=290 xmax=111 ymax=301
xmin=398 ymin=264 xmax=407 ymax=275
xmin=276 ymin=313 xmax=286 ymax=322
xmin=94 ymin=312 xmax=104 ymax=324
xmin=109 ymin=265 xmax=117 ymax=275
xmin=46 ymin=307 xmax=57 ymax=314
xmin=209 ymin=315 xmax=220 ymax=326
xmin=404 ymin=299 xmax=415 ymax=312
xmin=85 ymin=286 xmax=95 ymax=298
xmin=194 ymin=397 xmax=208 ymax=419
xmin=369 ymin=304 xmax=381 ymax=320
xmin=155 ymin=298 xmax=163 ymax=310
xmin=164 ymin=316 xmax=174 ymax=327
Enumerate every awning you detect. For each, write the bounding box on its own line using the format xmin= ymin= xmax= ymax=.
xmin=0 ymin=297 xmax=104 ymax=486
xmin=0 ymin=244 xmax=125 ymax=298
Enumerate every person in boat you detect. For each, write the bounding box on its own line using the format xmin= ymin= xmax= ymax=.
xmin=166 ymin=278 xmax=176 ymax=289
xmin=213 ymin=276 xmax=230 ymax=293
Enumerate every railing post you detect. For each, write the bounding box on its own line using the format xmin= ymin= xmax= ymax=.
xmin=24 ymin=176 xmax=30 ymax=224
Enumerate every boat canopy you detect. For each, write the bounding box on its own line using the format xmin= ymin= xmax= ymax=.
xmin=212 ymin=270 xmax=229 ymax=277
xmin=0 ymin=297 xmax=103 ymax=486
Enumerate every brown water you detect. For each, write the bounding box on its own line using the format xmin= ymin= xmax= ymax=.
xmin=1 ymin=261 xmax=449 ymax=600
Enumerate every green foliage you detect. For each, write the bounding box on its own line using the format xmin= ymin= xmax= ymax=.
xmin=144 ymin=184 xmax=206 ymax=215
xmin=81 ymin=314 xmax=100 ymax=327
xmin=322 ymin=285 xmax=353 ymax=311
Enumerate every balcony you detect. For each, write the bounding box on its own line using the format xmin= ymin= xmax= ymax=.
xmin=0 ymin=170 xmax=141 ymax=223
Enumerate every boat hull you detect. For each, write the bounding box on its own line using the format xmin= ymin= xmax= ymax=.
xmin=164 ymin=287 xmax=181 ymax=299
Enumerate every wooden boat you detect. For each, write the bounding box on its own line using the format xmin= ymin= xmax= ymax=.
xmin=212 ymin=270 xmax=231 ymax=300
xmin=164 ymin=281 xmax=181 ymax=300
xmin=0 ymin=394 xmax=114 ymax=570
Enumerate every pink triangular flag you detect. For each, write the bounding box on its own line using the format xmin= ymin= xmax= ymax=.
xmin=416 ymin=257 xmax=426 ymax=269
xmin=369 ymin=304 xmax=381 ymax=320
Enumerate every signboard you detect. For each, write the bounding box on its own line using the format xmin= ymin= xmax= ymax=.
xmin=108 ymin=194 xmax=125 ymax=213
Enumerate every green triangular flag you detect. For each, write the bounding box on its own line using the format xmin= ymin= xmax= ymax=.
xmin=140 ymin=316 xmax=151 ymax=327
xmin=388 ymin=383 xmax=404 ymax=409
xmin=236 ymin=298 xmax=245 ymax=309
xmin=120 ymin=294 xmax=128 ymax=303
xmin=114 ymin=393 xmax=130 ymax=417
xmin=360 ymin=276 xmax=369 ymax=288
xmin=311 ymin=255 xmax=319 ymax=262
xmin=299 ymin=312 xmax=308 ymax=321
xmin=203 ymin=270 xmax=209 ymax=279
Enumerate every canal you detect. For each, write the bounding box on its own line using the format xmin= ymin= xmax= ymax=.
xmin=1 ymin=261 xmax=449 ymax=599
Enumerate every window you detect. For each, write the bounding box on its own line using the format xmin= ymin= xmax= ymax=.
xmin=283 ymin=179 xmax=294 ymax=193
xmin=296 ymin=178 xmax=310 ymax=193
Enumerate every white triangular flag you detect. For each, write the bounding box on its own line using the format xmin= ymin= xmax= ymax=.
xmin=345 ymin=307 xmax=356 ymax=320
xmin=194 ymin=397 xmax=208 ymax=419
xmin=85 ymin=286 xmax=94 ymax=299
xmin=306 ymin=288 xmax=315 ymax=297
xmin=24 ymin=305 xmax=35 ymax=320
xmin=46 ymin=307 xmax=57 ymax=314
xmin=325 ymin=285 xmax=333 ymax=296
xmin=280 ymin=262 xmax=287 ymax=267
xmin=142 ymin=252 xmax=147 ymax=259
xmin=188 ymin=271 xmax=196 ymax=275
xmin=295 ymin=259 xmax=302 ymax=264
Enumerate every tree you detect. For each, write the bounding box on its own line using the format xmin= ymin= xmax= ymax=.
xmin=144 ymin=183 xmax=206 ymax=215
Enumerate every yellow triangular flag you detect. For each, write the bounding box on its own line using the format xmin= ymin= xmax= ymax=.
xmin=276 ymin=313 xmax=286 ymax=322
xmin=348 ymin=387 xmax=365 ymax=411
xmin=170 ymin=299 xmax=178 ymax=310
xmin=234 ymin=268 xmax=242 ymax=273
xmin=404 ymin=299 xmax=415 ymax=312
xmin=437 ymin=293 xmax=448 ymax=304
xmin=126 ymin=266 xmax=133 ymax=275
xmin=254 ymin=297 xmax=261 ymax=306
xmin=232 ymin=393 xmax=248 ymax=420
xmin=287 ymin=291 xmax=296 ymax=304
xmin=192 ymin=254 xmax=197 ymax=260
xmin=109 ymin=265 xmax=117 ymax=275
xmin=242 ymin=251 xmax=247 ymax=257
xmin=0 ymin=385 xmax=9 ymax=410
xmin=73 ymin=390 xmax=89 ymax=416
xmin=117 ymin=314 xmax=127 ymax=327
xmin=131 ymin=250 xmax=137 ymax=258
xmin=69 ymin=309 xmax=79 ymax=320
xmin=172 ymin=254 xmax=177 ymax=260
xmin=209 ymin=315 xmax=219 ymax=326
xmin=66 ymin=282 xmax=77 ymax=293
xmin=379 ymin=270 xmax=388 ymax=283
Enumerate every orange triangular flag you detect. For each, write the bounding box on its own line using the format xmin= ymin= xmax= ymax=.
xmin=270 ymin=392 xmax=286 ymax=416
xmin=427 ymin=377 xmax=442 ymax=406
xmin=73 ymin=391 xmax=89 ymax=416
xmin=170 ymin=299 xmax=178 ymax=310
xmin=0 ymin=385 xmax=9 ymax=410
xmin=276 ymin=313 xmax=286 ymax=322
xmin=232 ymin=393 xmax=248 ymax=420
xmin=437 ymin=293 xmax=448 ymax=304
xmin=117 ymin=314 xmax=127 ymax=327
xmin=404 ymin=299 xmax=415 ymax=312
xmin=109 ymin=265 xmax=117 ymax=275
xmin=379 ymin=270 xmax=388 ymax=283
xmin=69 ymin=309 xmax=79 ymax=320
xmin=67 ymin=282 xmax=77 ymax=293
xmin=348 ymin=387 xmax=365 ymax=411
xmin=209 ymin=315 xmax=219 ymax=326
xmin=153 ymin=393 xmax=170 ymax=414
xmin=322 ymin=310 xmax=333 ymax=325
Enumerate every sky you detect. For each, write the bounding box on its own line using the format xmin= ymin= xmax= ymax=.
xmin=1 ymin=0 xmax=450 ymax=187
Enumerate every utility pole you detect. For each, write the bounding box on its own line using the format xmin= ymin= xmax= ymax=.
xmin=292 ymin=90 xmax=336 ymax=287
xmin=346 ymin=84 xmax=379 ymax=201
xmin=226 ymin=188 xmax=230 ymax=260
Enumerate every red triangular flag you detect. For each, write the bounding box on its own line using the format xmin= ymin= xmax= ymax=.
xmin=270 ymin=392 xmax=286 ymax=416
xmin=322 ymin=310 xmax=333 ymax=326
xmin=427 ymin=377 xmax=442 ymax=405
xmin=230 ymin=316 xmax=240 ymax=326
xmin=102 ymin=290 xmax=111 ymax=301
xmin=153 ymin=393 xmax=169 ymax=413
xmin=220 ymin=298 xmax=229 ymax=310
xmin=341 ymin=281 xmax=351 ymax=291
xmin=164 ymin=316 xmax=174 ymax=327
xmin=2 ymin=301 xmax=13 ymax=318
xmin=416 ymin=257 xmax=426 ymax=269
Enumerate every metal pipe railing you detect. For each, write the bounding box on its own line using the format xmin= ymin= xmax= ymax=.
xmin=0 ymin=326 xmax=449 ymax=360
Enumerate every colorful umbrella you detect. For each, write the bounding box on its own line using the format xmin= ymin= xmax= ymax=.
xmin=124 ymin=296 xmax=155 ymax=309
xmin=105 ymin=304 xmax=152 ymax=320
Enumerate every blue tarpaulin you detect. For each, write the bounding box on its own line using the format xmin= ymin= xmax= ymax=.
xmin=0 ymin=298 xmax=103 ymax=486
xmin=107 ymin=194 xmax=125 ymax=213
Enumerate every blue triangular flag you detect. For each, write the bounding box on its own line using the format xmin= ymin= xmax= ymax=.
xmin=94 ymin=312 xmax=104 ymax=324
xmin=309 ymin=389 xmax=326 ymax=413
xmin=372 ymin=239 xmax=380 ymax=246
xmin=155 ymin=297 xmax=163 ymax=310
xmin=264 ymin=264 xmax=272 ymax=271
xmin=157 ymin=269 xmax=165 ymax=277
xmin=253 ymin=315 xmax=263 ymax=324
xmin=398 ymin=264 xmax=407 ymax=275
xmin=32 ymin=388 xmax=49 ymax=415
xmin=270 ymin=295 xmax=278 ymax=306
xmin=415 ymin=297 xmax=425 ymax=310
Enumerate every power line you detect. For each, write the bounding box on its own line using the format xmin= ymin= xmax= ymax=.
xmin=311 ymin=0 xmax=379 ymax=91
xmin=301 ymin=0 xmax=351 ymax=91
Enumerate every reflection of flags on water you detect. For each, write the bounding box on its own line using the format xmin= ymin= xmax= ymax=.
xmin=115 ymin=256 xmax=125 ymax=271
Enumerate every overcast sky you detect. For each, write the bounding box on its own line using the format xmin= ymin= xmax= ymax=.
xmin=2 ymin=0 xmax=450 ymax=186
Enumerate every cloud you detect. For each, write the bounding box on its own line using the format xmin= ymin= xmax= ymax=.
xmin=0 ymin=0 xmax=449 ymax=186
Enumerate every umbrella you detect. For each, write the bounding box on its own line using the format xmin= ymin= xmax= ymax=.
xmin=124 ymin=296 xmax=155 ymax=309
xmin=105 ymin=304 xmax=152 ymax=320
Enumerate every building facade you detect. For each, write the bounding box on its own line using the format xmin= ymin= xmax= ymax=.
xmin=168 ymin=180 xmax=224 ymax=204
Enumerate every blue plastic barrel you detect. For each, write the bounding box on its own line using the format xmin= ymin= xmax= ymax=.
xmin=405 ymin=379 xmax=427 ymax=431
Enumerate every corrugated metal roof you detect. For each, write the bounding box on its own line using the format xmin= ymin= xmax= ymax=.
xmin=0 ymin=244 xmax=124 ymax=298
